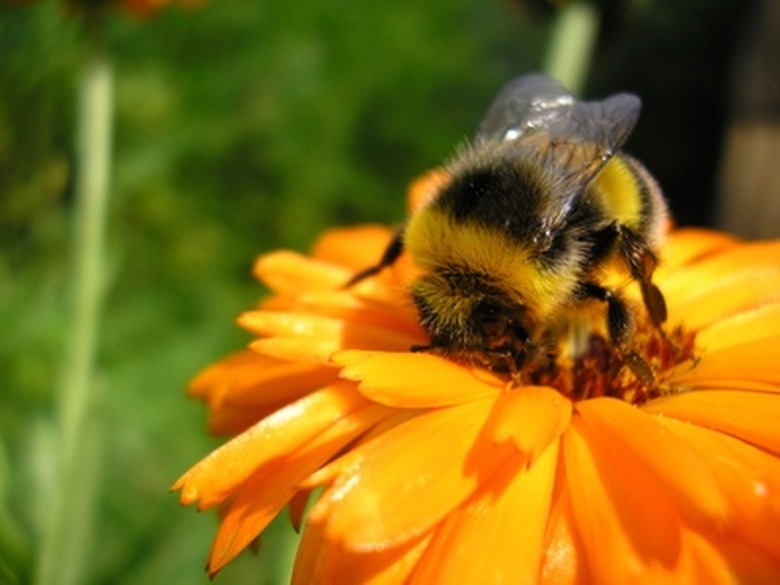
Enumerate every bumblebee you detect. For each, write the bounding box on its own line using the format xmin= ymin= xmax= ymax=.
xmin=348 ymin=74 xmax=669 ymax=376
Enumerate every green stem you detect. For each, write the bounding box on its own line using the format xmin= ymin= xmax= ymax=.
xmin=543 ymin=1 xmax=600 ymax=95
xmin=36 ymin=13 xmax=112 ymax=585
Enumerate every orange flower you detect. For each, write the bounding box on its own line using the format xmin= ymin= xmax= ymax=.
xmin=174 ymin=173 xmax=780 ymax=582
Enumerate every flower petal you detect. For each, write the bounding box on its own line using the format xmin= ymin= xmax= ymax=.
xmin=577 ymin=398 xmax=729 ymax=526
xmin=250 ymin=337 xmax=345 ymax=362
xmin=540 ymin=483 xmax=588 ymax=584
xmin=667 ymin=337 xmax=780 ymax=391
xmin=187 ymin=350 xmax=260 ymax=405
xmin=288 ymin=489 xmax=312 ymax=533
xmin=406 ymin=169 xmax=449 ymax=214
xmin=563 ymin=419 xmax=685 ymax=583
xmin=293 ymin=520 xmax=432 ymax=585
xmin=241 ymin=311 xmax=419 ymax=361
xmin=685 ymin=529 xmax=780 ymax=583
xmin=205 ymin=403 xmax=277 ymax=436
xmin=695 ymin=301 xmax=780 ymax=353
xmin=174 ymin=382 xmax=374 ymax=508
xmin=411 ymin=442 xmax=559 ymax=584
xmin=189 ymin=350 xmax=338 ymax=409
xmin=291 ymin=290 xmax=423 ymax=339
xmin=292 ymin=225 xmax=419 ymax=305
xmin=309 ymin=397 xmax=515 ymax=551
xmin=300 ymin=410 xmax=420 ymax=490
xmin=333 ymin=350 xmax=504 ymax=407
xmin=662 ymin=241 xmax=780 ymax=329
xmin=255 ymin=251 xmax=351 ymax=293
xmin=643 ymin=390 xmax=780 ymax=456
xmin=206 ymin=400 xmax=391 ymax=575
xmin=653 ymin=415 xmax=780 ymax=559
xmin=312 ymin=225 xmax=395 ymax=269
xmin=486 ymin=386 xmax=571 ymax=463
xmin=656 ymin=229 xmax=738 ymax=276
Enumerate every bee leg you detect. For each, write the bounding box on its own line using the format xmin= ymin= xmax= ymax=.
xmin=578 ymin=282 xmax=656 ymax=386
xmin=577 ymin=282 xmax=632 ymax=346
xmin=617 ymin=227 xmax=667 ymax=327
xmin=615 ymin=228 xmax=697 ymax=368
xmin=483 ymin=346 xmax=529 ymax=381
xmin=343 ymin=230 xmax=404 ymax=288
xmin=624 ymin=350 xmax=656 ymax=387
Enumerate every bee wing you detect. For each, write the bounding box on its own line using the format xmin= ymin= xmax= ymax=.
xmin=475 ymin=74 xmax=642 ymax=232
xmin=476 ymin=73 xmax=641 ymax=177
xmin=476 ymin=74 xmax=577 ymax=144
xmin=566 ymin=92 xmax=641 ymax=156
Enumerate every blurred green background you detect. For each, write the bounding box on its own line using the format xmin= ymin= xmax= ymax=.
xmin=0 ymin=0 xmax=767 ymax=583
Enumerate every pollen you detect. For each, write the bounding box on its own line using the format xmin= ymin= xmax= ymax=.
xmin=528 ymin=323 xmax=697 ymax=405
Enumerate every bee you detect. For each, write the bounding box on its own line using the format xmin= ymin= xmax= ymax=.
xmin=347 ymin=74 xmax=669 ymax=377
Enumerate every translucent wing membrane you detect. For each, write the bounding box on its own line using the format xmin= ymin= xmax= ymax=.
xmin=567 ymin=93 xmax=641 ymax=157
xmin=475 ymin=74 xmax=641 ymax=191
xmin=476 ymin=75 xmax=575 ymax=144
xmin=475 ymin=74 xmax=641 ymax=155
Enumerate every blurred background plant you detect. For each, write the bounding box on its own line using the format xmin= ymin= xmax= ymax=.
xmin=0 ymin=0 xmax=772 ymax=583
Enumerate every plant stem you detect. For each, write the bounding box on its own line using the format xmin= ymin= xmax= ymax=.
xmin=544 ymin=1 xmax=600 ymax=95
xmin=36 ymin=13 xmax=112 ymax=585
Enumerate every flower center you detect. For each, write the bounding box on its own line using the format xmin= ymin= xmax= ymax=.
xmin=526 ymin=324 xmax=697 ymax=405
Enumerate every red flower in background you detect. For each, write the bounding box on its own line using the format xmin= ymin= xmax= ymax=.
xmin=8 ymin=0 xmax=202 ymax=19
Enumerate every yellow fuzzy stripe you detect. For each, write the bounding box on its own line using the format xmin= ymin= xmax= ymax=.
xmin=588 ymin=157 xmax=643 ymax=230
xmin=404 ymin=207 xmax=578 ymax=318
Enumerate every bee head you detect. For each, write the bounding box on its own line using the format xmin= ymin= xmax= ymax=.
xmin=410 ymin=267 xmax=533 ymax=371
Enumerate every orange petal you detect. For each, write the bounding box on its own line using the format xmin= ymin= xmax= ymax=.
xmin=656 ymin=229 xmax=738 ymax=276
xmin=250 ymin=337 xmax=345 ymax=363
xmin=411 ymin=442 xmax=559 ymax=584
xmin=406 ymin=169 xmax=449 ymax=214
xmin=333 ymin=350 xmax=504 ymax=407
xmin=563 ymin=419 xmax=685 ymax=582
xmin=486 ymin=385 xmax=571 ymax=463
xmin=240 ymin=310 xmax=343 ymax=338
xmin=174 ymin=382 xmax=372 ymax=508
xmin=684 ymin=529 xmax=780 ymax=583
xmin=667 ymin=337 xmax=780 ymax=391
xmin=188 ymin=350 xmax=262 ymax=405
xmin=300 ymin=409 xmax=420 ymax=490
xmin=206 ymin=403 xmax=277 ymax=436
xmin=669 ymin=269 xmax=780 ymax=332
xmin=540 ymin=480 xmax=588 ymax=584
xmin=291 ymin=513 xmax=330 ymax=583
xmin=662 ymin=241 xmax=780 ymax=329
xmin=653 ymin=415 xmax=780 ymax=559
xmin=228 ymin=360 xmax=338 ymax=408
xmin=288 ymin=489 xmax=312 ymax=533
xmin=643 ymin=390 xmax=780 ymax=456
xmin=241 ymin=311 xmax=419 ymax=360
xmin=311 ymin=225 xmax=395 ymax=269
xmin=254 ymin=251 xmax=351 ymax=293
xmin=577 ymin=398 xmax=729 ymax=526
xmin=258 ymin=235 xmax=411 ymax=307
xmin=206 ymin=400 xmax=392 ymax=576
xmin=189 ymin=350 xmax=338 ymax=409
xmin=695 ymin=301 xmax=780 ymax=354
xmin=309 ymin=397 xmax=514 ymax=551
xmin=292 ymin=290 xmax=423 ymax=339
xmin=292 ymin=519 xmax=432 ymax=585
